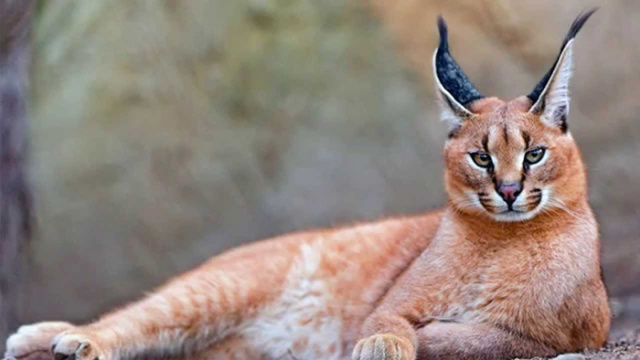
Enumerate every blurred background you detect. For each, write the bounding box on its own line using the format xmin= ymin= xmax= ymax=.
xmin=8 ymin=0 xmax=640 ymax=346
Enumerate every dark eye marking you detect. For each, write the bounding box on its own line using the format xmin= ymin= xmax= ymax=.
xmin=522 ymin=131 xmax=531 ymax=149
xmin=481 ymin=134 xmax=489 ymax=153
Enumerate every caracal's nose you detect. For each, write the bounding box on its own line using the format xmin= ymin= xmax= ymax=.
xmin=497 ymin=181 xmax=523 ymax=206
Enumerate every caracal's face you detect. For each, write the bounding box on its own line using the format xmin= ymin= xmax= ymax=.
xmin=432 ymin=10 xmax=596 ymax=222
xmin=444 ymin=97 xmax=585 ymax=222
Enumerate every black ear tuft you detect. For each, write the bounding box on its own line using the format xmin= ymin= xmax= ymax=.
xmin=434 ymin=16 xmax=483 ymax=110
xmin=564 ymin=8 xmax=598 ymax=46
xmin=437 ymin=16 xmax=449 ymax=52
xmin=527 ymin=9 xmax=597 ymax=105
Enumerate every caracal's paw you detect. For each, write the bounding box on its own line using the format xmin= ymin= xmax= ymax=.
xmin=351 ymin=334 xmax=414 ymax=360
xmin=4 ymin=321 xmax=75 ymax=359
xmin=51 ymin=330 xmax=106 ymax=360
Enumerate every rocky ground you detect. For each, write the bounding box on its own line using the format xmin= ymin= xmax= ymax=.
xmin=543 ymin=328 xmax=640 ymax=360
xmin=7 ymin=328 xmax=640 ymax=360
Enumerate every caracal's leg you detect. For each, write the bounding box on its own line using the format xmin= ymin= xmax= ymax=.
xmin=416 ymin=322 xmax=556 ymax=360
xmin=5 ymin=240 xmax=298 ymax=360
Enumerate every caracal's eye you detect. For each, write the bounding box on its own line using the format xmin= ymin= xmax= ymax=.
xmin=525 ymin=148 xmax=546 ymax=165
xmin=470 ymin=152 xmax=492 ymax=168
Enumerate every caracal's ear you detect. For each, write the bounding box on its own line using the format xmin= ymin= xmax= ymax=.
xmin=433 ymin=16 xmax=484 ymax=136
xmin=527 ymin=9 xmax=597 ymax=132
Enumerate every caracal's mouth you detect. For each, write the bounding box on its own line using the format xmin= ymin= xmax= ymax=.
xmin=478 ymin=188 xmax=547 ymax=222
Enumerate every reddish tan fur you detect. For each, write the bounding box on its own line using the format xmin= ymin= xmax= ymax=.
xmin=5 ymin=20 xmax=608 ymax=360
xmin=5 ymin=215 xmax=444 ymax=359
xmin=352 ymin=98 xmax=609 ymax=360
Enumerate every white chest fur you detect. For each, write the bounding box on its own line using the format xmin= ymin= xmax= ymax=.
xmin=242 ymin=243 xmax=343 ymax=359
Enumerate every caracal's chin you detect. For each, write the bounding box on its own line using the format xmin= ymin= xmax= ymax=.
xmin=491 ymin=210 xmax=540 ymax=222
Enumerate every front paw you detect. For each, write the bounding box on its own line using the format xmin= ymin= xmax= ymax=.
xmin=352 ymin=334 xmax=414 ymax=360
xmin=51 ymin=331 xmax=106 ymax=360
xmin=5 ymin=321 xmax=75 ymax=359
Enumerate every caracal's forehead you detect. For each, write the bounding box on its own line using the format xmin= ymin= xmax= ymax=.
xmin=451 ymin=97 xmax=560 ymax=152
